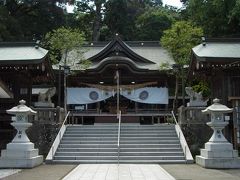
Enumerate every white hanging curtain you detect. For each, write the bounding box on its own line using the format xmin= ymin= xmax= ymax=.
xmin=120 ymin=87 xmax=168 ymax=104
xmin=67 ymin=88 xmax=114 ymax=104
xmin=67 ymin=87 xmax=168 ymax=105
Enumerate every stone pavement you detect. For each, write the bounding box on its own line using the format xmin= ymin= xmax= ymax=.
xmin=1 ymin=163 xmax=240 ymax=180
xmin=0 ymin=169 xmax=21 ymax=179
xmin=63 ymin=164 xmax=175 ymax=180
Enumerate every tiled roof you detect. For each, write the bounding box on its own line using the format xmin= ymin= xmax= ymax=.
xmin=0 ymin=42 xmax=48 ymax=64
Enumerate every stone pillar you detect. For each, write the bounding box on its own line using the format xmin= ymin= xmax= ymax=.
xmin=196 ymin=98 xmax=240 ymax=168
xmin=0 ymin=100 xmax=43 ymax=168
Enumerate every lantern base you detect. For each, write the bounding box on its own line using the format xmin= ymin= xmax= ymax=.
xmin=196 ymin=142 xmax=240 ymax=168
xmin=0 ymin=156 xmax=43 ymax=168
xmin=0 ymin=142 xmax=43 ymax=168
xmin=196 ymin=156 xmax=240 ymax=169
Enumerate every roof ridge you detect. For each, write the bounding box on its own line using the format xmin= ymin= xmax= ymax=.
xmin=0 ymin=42 xmax=37 ymax=47
xmin=84 ymin=41 xmax=161 ymax=47
xmin=204 ymin=38 xmax=240 ymax=43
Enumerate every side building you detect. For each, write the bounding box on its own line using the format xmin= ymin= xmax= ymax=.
xmin=188 ymin=38 xmax=240 ymax=149
xmin=0 ymin=42 xmax=55 ymax=152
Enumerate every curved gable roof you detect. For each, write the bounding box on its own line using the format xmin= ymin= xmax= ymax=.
xmin=88 ymin=35 xmax=155 ymax=64
xmin=54 ymin=37 xmax=174 ymax=71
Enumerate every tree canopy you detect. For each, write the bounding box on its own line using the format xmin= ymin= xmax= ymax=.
xmin=44 ymin=27 xmax=85 ymax=65
xmin=0 ymin=0 xmax=66 ymax=41
xmin=0 ymin=0 xmax=239 ymax=42
xmin=135 ymin=7 xmax=177 ymax=40
xmin=161 ymin=21 xmax=203 ymax=65
xmin=181 ymin=0 xmax=240 ymax=37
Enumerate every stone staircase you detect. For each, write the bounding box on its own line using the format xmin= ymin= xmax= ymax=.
xmin=53 ymin=124 xmax=186 ymax=163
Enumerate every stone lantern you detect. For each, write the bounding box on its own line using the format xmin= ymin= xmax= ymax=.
xmin=0 ymin=100 xmax=43 ymax=168
xmin=196 ymin=98 xmax=240 ymax=168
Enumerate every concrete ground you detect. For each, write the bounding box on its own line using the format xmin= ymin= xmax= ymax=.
xmin=1 ymin=164 xmax=76 ymax=180
xmin=162 ymin=164 xmax=240 ymax=180
xmin=1 ymin=163 xmax=240 ymax=180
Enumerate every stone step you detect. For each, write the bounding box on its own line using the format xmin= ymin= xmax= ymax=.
xmin=119 ymin=156 xmax=185 ymax=160
xmin=61 ymin=137 xmax=178 ymax=141
xmin=57 ymin=148 xmax=119 ymax=152
xmin=67 ymin=128 xmax=175 ymax=132
xmin=50 ymin=123 xmax=187 ymax=164
xmin=65 ymin=130 xmax=176 ymax=134
xmin=66 ymin=129 xmax=118 ymax=132
xmin=55 ymin=152 xmax=184 ymax=157
xmin=60 ymin=140 xmax=117 ymax=144
xmin=54 ymin=155 xmax=118 ymax=160
xmin=54 ymin=155 xmax=184 ymax=161
xmin=57 ymin=147 xmax=182 ymax=152
xmin=52 ymin=159 xmax=186 ymax=164
xmin=58 ymin=144 xmax=181 ymax=148
xmin=60 ymin=140 xmax=180 ymax=144
xmin=59 ymin=144 xmax=118 ymax=148
xmin=63 ymin=134 xmax=176 ymax=137
xmin=67 ymin=124 xmax=174 ymax=128
xmin=65 ymin=131 xmax=118 ymax=134
xmin=62 ymin=137 xmax=118 ymax=141
xmin=120 ymin=148 xmax=183 ymax=152
xmin=64 ymin=132 xmax=177 ymax=137
xmin=67 ymin=127 xmax=175 ymax=131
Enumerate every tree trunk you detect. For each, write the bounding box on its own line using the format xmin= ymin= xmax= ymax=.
xmin=92 ymin=0 xmax=102 ymax=41
xmin=173 ymin=76 xmax=179 ymax=112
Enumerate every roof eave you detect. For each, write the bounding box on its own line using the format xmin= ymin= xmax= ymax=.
xmin=0 ymin=54 xmax=48 ymax=65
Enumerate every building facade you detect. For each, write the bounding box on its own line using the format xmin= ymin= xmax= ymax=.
xmin=59 ymin=35 xmax=176 ymax=124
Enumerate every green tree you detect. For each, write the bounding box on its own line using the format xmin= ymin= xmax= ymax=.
xmin=104 ymin=0 xmax=133 ymax=40
xmin=182 ymin=0 xmax=240 ymax=37
xmin=161 ymin=21 xmax=203 ymax=110
xmin=75 ymin=0 xmax=106 ymax=41
xmin=44 ymin=26 xmax=90 ymax=113
xmin=161 ymin=21 xmax=203 ymax=65
xmin=0 ymin=0 xmax=66 ymax=41
xmin=135 ymin=7 xmax=177 ymax=40
xmin=104 ymin=0 xmax=166 ymax=40
xmin=44 ymin=27 xmax=88 ymax=68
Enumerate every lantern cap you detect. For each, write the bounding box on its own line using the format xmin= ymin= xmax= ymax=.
xmin=202 ymin=98 xmax=233 ymax=114
xmin=6 ymin=100 xmax=36 ymax=115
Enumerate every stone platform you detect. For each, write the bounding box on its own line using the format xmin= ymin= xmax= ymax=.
xmin=196 ymin=142 xmax=240 ymax=169
xmin=0 ymin=142 xmax=43 ymax=168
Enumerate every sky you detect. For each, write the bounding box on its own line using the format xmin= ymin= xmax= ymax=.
xmin=66 ymin=0 xmax=183 ymax=13
xmin=162 ymin=0 xmax=183 ymax=8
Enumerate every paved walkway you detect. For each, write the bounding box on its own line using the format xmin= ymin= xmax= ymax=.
xmin=63 ymin=164 xmax=175 ymax=180
xmin=1 ymin=164 xmax=240 ymax=180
